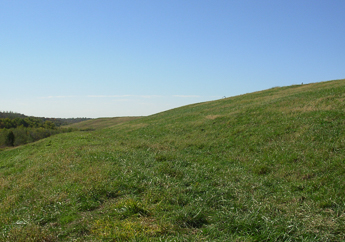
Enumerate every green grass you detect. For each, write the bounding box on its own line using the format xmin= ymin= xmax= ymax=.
xmin=1 ymin=79 xmax=345 ymax=241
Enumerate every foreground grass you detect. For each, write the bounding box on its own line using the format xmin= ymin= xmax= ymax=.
xmin=1 ymin=79 xmax=345 ymax=241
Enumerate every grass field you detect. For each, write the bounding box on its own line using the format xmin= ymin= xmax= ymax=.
xmin=1 ymin=79 xmax=345 ymax=241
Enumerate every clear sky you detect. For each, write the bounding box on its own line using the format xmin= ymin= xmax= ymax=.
xmin=1 ymin=0 xmax=344 ymax=118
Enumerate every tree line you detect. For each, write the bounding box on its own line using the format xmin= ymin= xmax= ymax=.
xmin=0 ymin=127 xmax=76 ymax=147
xmin=0 ymin=111 xmax=91 ymax=126
xmin=0 ymin=111 xmax=90 ymax=148
xmin=0 ymin=117 xmax=57 ymax=129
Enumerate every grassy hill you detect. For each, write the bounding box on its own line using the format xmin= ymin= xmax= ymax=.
xmin=1 ymin=79 xmax=345 ymax=241
xmin=64 ymin=117 xmax=142 ymax=130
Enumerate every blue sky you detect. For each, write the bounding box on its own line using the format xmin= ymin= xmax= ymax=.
xmin=1 ymin=0 xmax=344 ymax=118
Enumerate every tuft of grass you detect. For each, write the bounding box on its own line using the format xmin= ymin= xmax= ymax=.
xmin=174 ymin=207 xmax=209 ymax=228
xmin=112 ymin=197 xmax=150 ymax=219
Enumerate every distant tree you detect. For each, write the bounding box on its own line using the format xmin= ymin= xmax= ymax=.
xmin=2 ymin=118 xmax=15 ymax=129
xmin=14 ymin=117 xmax=28 ymax=128
xmin=5 ymin=131 xmax=15 ymax=146
xmin=44 ymin=121 xmax=56 ymax=129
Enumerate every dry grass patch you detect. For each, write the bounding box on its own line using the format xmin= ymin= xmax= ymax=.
xmin=205 ymin=115 xmax=223 ymax=120
xmin=4 ymin=224 xmax=57 ymax=242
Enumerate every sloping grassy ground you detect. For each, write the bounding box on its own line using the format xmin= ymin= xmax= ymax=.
xmin=64 ymin=117 xmax=141 ymax=130
xmin=1 ymin=79 xmax=345 ymax=241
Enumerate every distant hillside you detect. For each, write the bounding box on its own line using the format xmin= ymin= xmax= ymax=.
xmin=0 ymin=111 xmax=91 ymax=127
xmin=64 ymin=116 xmax=142 ymax=130
xmin=0 ymin=111 xmax=27 ymax=119
xmin=0 ymin=112 xmax=92 ymax=147
xmin=0 ymin=79 xmax=344 ymax=241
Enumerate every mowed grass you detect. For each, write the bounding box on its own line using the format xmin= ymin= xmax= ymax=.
xmin=1 ymin=79 xmax=345 ymax=241
xmin=64 ymin=117 xmax=142 ymax=130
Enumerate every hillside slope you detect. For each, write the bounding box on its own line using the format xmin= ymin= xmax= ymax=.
xmin=64 ymin=116 xmax=142 ymax=130
xmin=0 ymin=79 xmax=344 ymax=241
